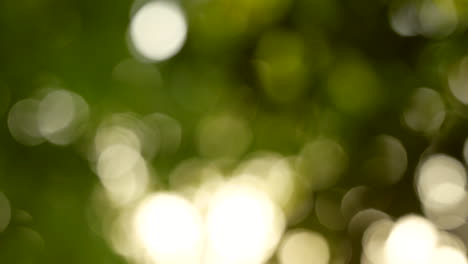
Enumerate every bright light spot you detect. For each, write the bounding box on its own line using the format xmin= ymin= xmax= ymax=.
xmin=197 ymin=114 xmax=252 ymax=159
xmin=430 ymin=246 xmax=468 ymax=264
xmin=133 ymin=193 xmax=204 ymax=264
xmin=416 ymin=154 xmax=468 ymax=226
xmin=403 ymin=87 xmax=445 ymax=135
xmin=426 ymin=182 xmax=466 ymax=208
xmin=7 ymin=98 xmax=44 ymax=146
xmin=0 ymin=192 xmax=11 ymax=232
xmin=296 ymin=139 xmax=347 ymax=190
xmin=129 ymin=1 xmax=187 ymax=62
xmin=361 ymin=135 xmax=407 ymax=185
xmin=193 ymin=175 xmax=225 ymax=214
xmin=97 ymin=144 xmax=149 ymax=206
xmin=362 ymin=219 xmax=394 ymax=264
xmin=37 ymin=89 xmax=89 ymax=145
xmin=385 ymin=215 xmax=438 ymax=264
xmin=419 ymin=0 xmax=457 ymax=38
xmin=278 ymin=229 xmax=330 ymax=264
xmin=449 ymin=56 xmax=468 ymax=105
xmin=417 ymin=154 xmax=466 ymax=205
xmin=205 ymin=182 xmax=285 ymax=264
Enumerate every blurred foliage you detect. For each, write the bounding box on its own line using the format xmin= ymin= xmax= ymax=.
xmin=1 ymin=0 xmax=468 ymax=263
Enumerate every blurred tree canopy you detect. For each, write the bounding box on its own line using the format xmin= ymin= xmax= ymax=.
xmin=1 ymin=0 xmax=468 ymax=263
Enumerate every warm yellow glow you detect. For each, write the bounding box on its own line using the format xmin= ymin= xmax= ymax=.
xmin=385 ymin=215 xmax=438 ymax=264
xmin=278 ymin=229 xmax=330 ymax=264
xmin=129 ymin=1 xmax=187 ymax=62
xmin=430 ymin=246 xmax=468 ymax=264
xmin=205 ymin=182 xmax=285 ymax=264
xmin=133 ymin=193 xmax=204 ymax=264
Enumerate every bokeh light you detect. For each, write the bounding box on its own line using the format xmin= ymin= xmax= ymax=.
xmin=296 ymin=139 xmax=347 ymax=191
xmin=416 ymin=154 xmax=468 ymax=229
xmin=389 ymin=1 xmax=420 ymax=36
xmin=349 ymin=209 xmax=390 ymax=241
xmin=278 ymin=229 xmax=330 ymax=264
xmin=4 ymin=0 xmax=468 ymax=262
xmin=96 ymin=144 xmax=149 ymax=206
xmin=449 ymin=56 xmax=468 ymax=105
xmin=430 ymin=246 xmax=468 ymax=264
xmin=7 ymin=99 xmax=44 ymax=146
xmin=129 ymin=1 xmax=187 ymax=62
xmin=361 ymin=135 xmax=408 ymax=185
xmin=205 ymin=181 xmax=285 ymax=264
xmin=418 ymin=0 xmax=458 ymax=38
xmin=362 ymin=219 xmax=394 ymax=264
xmin=385 ymin=215 xmax=438 ymax=264
xmin=403 ymin=87 xmax=445 ymax=135
xmin=37 ymin=89 xmax=89 ymax=145
xmin=132 ymin=193 xmax=204 ymax=264
xmin=389 ymin=0 xmax=458 ymax=38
